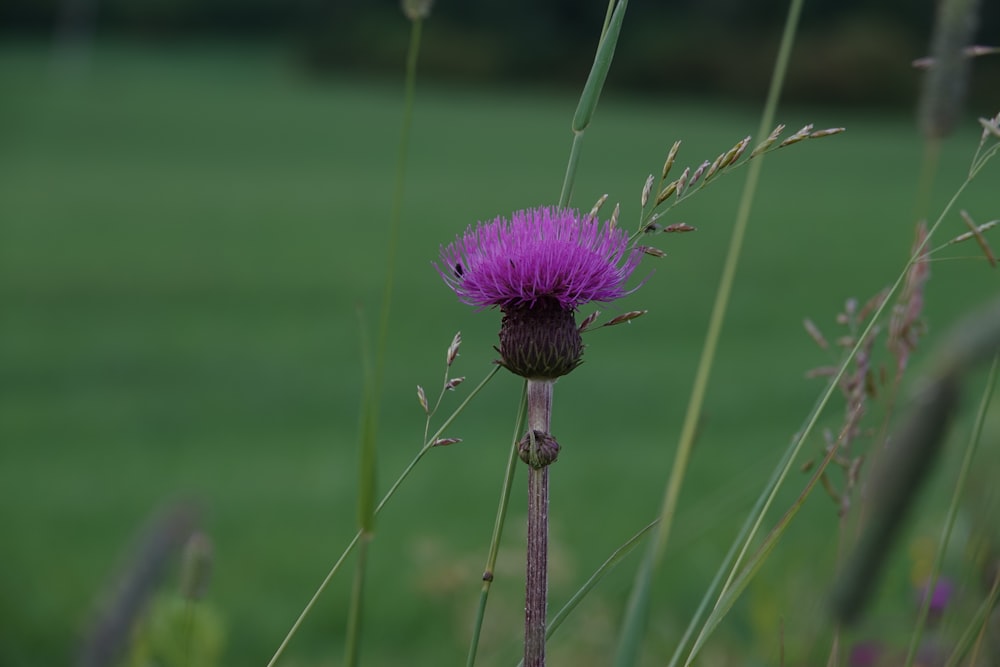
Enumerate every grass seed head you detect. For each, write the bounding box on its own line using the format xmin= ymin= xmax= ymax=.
xmin=704 ymin=154 xmax=724 ymax=182
xmin=433 ymin=437 xmax=462 ymax=447
xmin=641 ymin=174 xmax=655 ymax=208
xmin=919 ymin=0 xmax=981 ymax=138
xmin=447 ymin=331 xmax=462 ymax=366
xmin=779 ymin=124 xmax=815 ymax=147
xmin=416 ymin=385 xmax=428 ymax=413
xmin=578 ymin=310 xmax=600 ymax=333
xmin=664 ymin=222 xmax=696 ymax=233
xmin=957 ymin=210 xmax=997 ymax=267
xmin=751 ymin=124 xmax=786 ymax=157
xmin=809 ymin=127 xmax=846 ymax=139
xmin=401 ymin=0 xmax=434 ymax=20
xmin=728 ymin=135 xmax=751 ymax=165
xmin=605 ymin=310 xmax=647 ymax=326
xmin=588 ymin=194 xmax=610 ymax=222
xmin=640 ymin=246 xmax=666 ymax=258
xmin=980 ymin=113 xmax=1000 ymax=139
xmin=675 ymin=166 xmax=691 ymax=198
xmin=656 ymin=181 xmax=678 ymax=205
xmin=689 ymin=160 xmax=710 ymax=188
xmin=662 ymin=140 xmax=682 ymax=179
xmin=803 ymin=318 xmax=829 ymax=349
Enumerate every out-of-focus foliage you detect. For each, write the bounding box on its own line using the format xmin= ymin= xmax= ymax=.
xmin=3 ymin=0 xmax=999 ymax=105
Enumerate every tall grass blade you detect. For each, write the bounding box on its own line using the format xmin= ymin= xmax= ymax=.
xmin=466 ymin=389 xmax=526 ymax=667
xmin=267 ymin=366 xmax=500 ymax=666
xmin=903 ymin=355 xmax=998 ymax=666
xmin=558 ymin=0 xmax=628 ymax=208
xmin=612 ymin=0 xmax=806 ymax=663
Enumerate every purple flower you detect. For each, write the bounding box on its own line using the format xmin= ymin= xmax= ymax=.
xmin=848 ymin=641 xmax=883 ymax=667
xmin=437 ymin=206 xmax=643 ymax=378
xmin=438 ymin=206 xmax=641 ymax=311
xmin=917 ymin=576 xmax=954 ymax=619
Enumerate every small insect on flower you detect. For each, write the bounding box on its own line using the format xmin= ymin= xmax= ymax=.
xmin=436 ymin=206 xmax=645 ymax=379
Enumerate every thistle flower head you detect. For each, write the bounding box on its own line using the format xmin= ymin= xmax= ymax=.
xmin=438 ymin=206 xmax=641 ymax=311
xmin=437 ymin=206 xmax=643 ymax=379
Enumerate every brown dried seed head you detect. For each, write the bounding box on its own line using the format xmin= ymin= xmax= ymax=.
xmin=417 ymin=385 xmax=428 ymax=413
xmin=809 ymin=127 xmax=846 ymax=139
xmin=803 ymin=318 xmax=829 ymax=349
xmin=779 ymin=124 xmax=815 ymax=147
xmin=913 ymin=46 xmax=999 ymax=68
xmin=705 ymin=154 xmax=724 ymax=182
xmin=675 ymin=167 xmax=691 ymax=198
xmin=751 ymin=124 xmax=786 ymax=158
xmin=664 ymin=222 xmax=696 ymax=233
xmin=729 ymin=135 xmax=752 ymax=165
xmin=980 ymin=114 xmax=1000 ymax=139
xmin=588 ymin=194 xmax=609 ymax=221
xmin=689 ymin=160 xmax=710 ymax=188
xmin=445 ymin=377 xmax=465 ymax=390
xmin=578 ymin=310 xmax=600 ymax=333
xmin=957 ymin=210 xmax=997 ymax=267
xmin=447 ymin=331 xmax=462 ymax=366
xmin=662 ymin=140 xmax=682 ymax=179
xmin=640 ymin=246 xmax=666 ymax=258
xmin=949 ymin=218 xmax=999 ymax=244
xmin=401 ymin=0 xmax=434 ymax=20
xmin=433 ymin=437 xmax=462 ymax=447
xmin=641 ymin=174 xmax=655 ymax=208
xmin=656 ymin=181 xmax=678 ymax=205
xmin=606 ymin=310 xmax=648 ymax=326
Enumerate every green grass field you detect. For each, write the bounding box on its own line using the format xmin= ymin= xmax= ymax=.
xmin=2 ymin=41 xmax=998 ymax=666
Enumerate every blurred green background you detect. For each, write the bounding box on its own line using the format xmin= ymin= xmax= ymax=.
xmin=2 ymin=3 xmax=1000 ymax=666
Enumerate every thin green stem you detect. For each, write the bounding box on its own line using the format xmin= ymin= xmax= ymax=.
xmin=343 ymin=535 xmax=371 ymax=667
xmin=466 ymin=389 xmax=526 ymax=667
xmin=613 ymin=0 xmax=805 ymax=663
xmin=341 ymin=16 xmax=423 ymax=666
xmin=376 ymin=16 xmax=423 ymax=391
xmin=266 ymin=366 xmax=500 ymax=667
xmin=903 ymin=355 xmax=999 ymax=667
xmin=558 ymin=0 xmax=628 ymax=208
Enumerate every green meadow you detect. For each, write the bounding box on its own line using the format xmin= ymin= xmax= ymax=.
xmin=1 ymin=42 xmax=998 ymax=666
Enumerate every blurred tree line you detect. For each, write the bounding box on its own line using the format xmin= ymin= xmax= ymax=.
xmin=3 ymin=0 xmax=998 ymax=106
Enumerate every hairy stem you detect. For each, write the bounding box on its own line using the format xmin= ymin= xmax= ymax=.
xmin=524 ymin=379 xmax=554 ymax=667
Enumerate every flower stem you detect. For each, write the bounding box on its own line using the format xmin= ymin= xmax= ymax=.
xmin=524 ymin=379 xmax=554 ymax=667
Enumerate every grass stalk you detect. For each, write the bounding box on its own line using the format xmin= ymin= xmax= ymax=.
xmin=612 ymin=0 xmax=806 ymax=663
xmin=523 ymin=380 xmax=554 ymax=667
xmin=903 ymin=354 xmax=998 ymax=666
xmin=267 ymin=366 xmax=500 ymax=667
xmin=466 ymin=389 xmax=527 ymax=667
xmin=558 ymin=0 xmax=627 ymax=208
xmin=342 ymin=14 xmax=425 ymax=665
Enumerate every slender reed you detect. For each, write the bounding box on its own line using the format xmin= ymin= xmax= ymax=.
xmin=613 ymin=0 xmax=807 ymax=662
xmin=266 ymin=366 xmax=500 ymax=667
xmin=465 ymin=390 xmax=526 ymax=667
xmin=345 ymin=7 xmax=428 ymax=662
xmin=558 ymin=0 xmax=627 ymax=208
xmin=903 ymin=355 xmax=998 ymax=666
